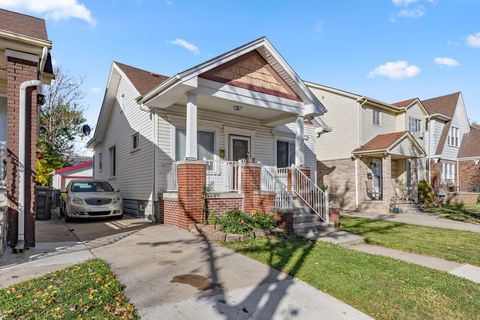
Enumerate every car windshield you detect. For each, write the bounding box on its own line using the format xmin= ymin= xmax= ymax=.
xmin=70 ymin=181 xmax=114 ymax=193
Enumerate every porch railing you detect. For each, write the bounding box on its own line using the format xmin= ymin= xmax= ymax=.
xmin=292 ymin=165 xmax=329 ymax=222
xmin=167 ymin=162 xmax=178 ymax=191
xmin=206 ymin=160 xmax=242 ymax=193
xmin=0 ymin=141 xmax=6 ymax=189
xmin=260 ymin=165 xmax=293 ymax=209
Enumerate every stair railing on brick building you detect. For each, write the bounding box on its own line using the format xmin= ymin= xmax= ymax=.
xmin=206 ymin=159 xmax=242 ymax=193
xmin=291 ymin=165 xmax=329 ymax=223
xmin=0 ymin=141 xmax=6 ymax=189
xmin=260 ymin=165 xmax=293 ymax=209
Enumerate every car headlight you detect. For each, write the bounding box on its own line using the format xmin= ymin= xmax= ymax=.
xmin=112 ymin=195 xmax=122 ymax=205
xmin=70 ymin=197 xmax=85 ymax=205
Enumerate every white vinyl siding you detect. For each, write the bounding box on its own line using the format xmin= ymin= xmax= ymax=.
xmin=308 ymin=86 xmax=360 ymax=160
xmin=361 ymin=106 xmax=397 ymax=145
xmin=441 ymin=94 xmax=470 ymax=160
xmin=93 ymin=76 xmax=154 ymax=215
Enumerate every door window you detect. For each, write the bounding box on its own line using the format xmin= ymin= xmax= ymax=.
xmin=229 ymin=136 xmax=250 ymax=161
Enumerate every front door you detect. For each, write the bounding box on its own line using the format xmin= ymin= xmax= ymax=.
xmin=371 ymin=159 xmax=382 ymax=200
xmin=229 ymin=135 xmax=250 ymax=161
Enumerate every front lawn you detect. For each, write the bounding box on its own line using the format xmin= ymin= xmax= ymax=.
xmin=0 ymin=259 xmax=138 ymax=320
xmin=424 ymin=203 xmax=480 ymax=224
xmin=340 ymin=216 xmax=480 ymax=266
xmin=226 ymin=237 xmax=480 ymax=320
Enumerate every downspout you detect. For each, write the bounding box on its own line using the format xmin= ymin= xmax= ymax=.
xmin=16 ymin=80 xmax=42 ymax=250
xmin=15 ymin=47 xmax=48 ymax=250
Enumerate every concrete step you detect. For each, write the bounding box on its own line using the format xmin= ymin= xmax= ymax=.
xmin=293 ymin=213 xmax=319 ymax=223
xmin=293 ymin=221 xmax=334 ymax=234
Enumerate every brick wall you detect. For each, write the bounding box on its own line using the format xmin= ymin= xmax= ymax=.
xmin=252 ymin=192 xmax=275 ymax=213
xmin=241 ymin=164 xmax=261 ymax=213
xmin=317 ymin=158 xmax=357 ymax=210
xmin=430 ymin=162 xmax=441 ymax=191
xmin=206 ymin=196 xmax=242 ymax=215
xmin=6 ymin=57 xmax=39 ymax=248
xmin=440 ymin=192 xmax=479 ymax=205
xmin=458 ymin=160 xmax=480 ymax=192
xmin=164 ymin=161 xmax=206 ymax=229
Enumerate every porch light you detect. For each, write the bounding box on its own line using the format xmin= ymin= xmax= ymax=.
xmin=233 ymin=105 xmax=242 ymax=111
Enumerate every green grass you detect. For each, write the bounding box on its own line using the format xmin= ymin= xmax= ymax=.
xmin=424 ymin=203 xmax=480 ymax=224
xmin=0 ymin=259 xmax=138 ymax=320
xmin=340 ymin=216 xmax=480 ymax=266
xmin=226 ymin=236 xmax=480 ymax=320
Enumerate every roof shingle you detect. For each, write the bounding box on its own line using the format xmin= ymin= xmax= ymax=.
xmin=459 ymin=126 xmax=480 ymax=159
xmin=0 ymin=9 xmax=48 ymax=41
xmin=392 ymin=98 xmax=417 ymax=108
xmin=353 ymin=131 xmax=408 ymax=153
xmin=421 ymin=92 xmax=460 ymax=118
xmin=114 ymin=61 xmax=169 ymax=96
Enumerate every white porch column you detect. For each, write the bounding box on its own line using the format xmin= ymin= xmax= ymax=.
xmin=295 ymin=115 xmax=305 ymax=166
xmin=186 ymin=93 xmax=198 ymax=160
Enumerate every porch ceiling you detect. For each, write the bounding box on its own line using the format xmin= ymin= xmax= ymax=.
xmin=174 ymin=93 xmax=298 ymax=126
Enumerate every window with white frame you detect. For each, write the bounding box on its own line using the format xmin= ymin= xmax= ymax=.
xmin=448 ymin=126 xmax=460 ymax=147
xmin=409 ymin=117 xmax=422 ymax=134
xmin=175 ymin=128 xmax=215 ymax=161
xmin=109 ymin=146 xmax=116 ymax=177
xmin=276 ymin=140 xmax=295 ymax=168
xmin=441 ymin=163 xmax=455 ymax=181
xmin=132 ymin=132 xmax=140 ymax=150
xmin=373 ymin=110 xmax=382 ymax=126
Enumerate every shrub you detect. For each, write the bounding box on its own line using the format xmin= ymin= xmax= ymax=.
xmin=418 ymin=180 xmax=435 ymax=204
xmin=207 ymin=210 xmax=276 ymax=235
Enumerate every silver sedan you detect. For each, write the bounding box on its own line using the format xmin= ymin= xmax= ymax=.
xmin=61 ymin=180 xmax=123 ymax=222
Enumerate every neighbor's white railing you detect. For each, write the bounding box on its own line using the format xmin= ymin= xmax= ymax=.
xmin=0 ymin=141 xmax=6 ymax=189
xmin=260 ymin=165 xmax=293 ymax=209
xmin=292 ymin=165 xmax=329 ymax=222
xmin=167 ymin=162 xmax=178 ymax=191
xmin=206 ymin=159 xmax=242 ymax=193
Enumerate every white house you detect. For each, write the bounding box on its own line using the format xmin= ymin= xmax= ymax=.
xmin=51 ymin=161 xmax=93 ymax=190
xmin=87 ymin=37 xmax=329 ymax=224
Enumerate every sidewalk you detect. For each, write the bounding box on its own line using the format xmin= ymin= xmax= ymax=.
xmin=346 ymin=243 xmax=480 ymax=284
xmin=344 ymin=211 xmax=480 ymax=233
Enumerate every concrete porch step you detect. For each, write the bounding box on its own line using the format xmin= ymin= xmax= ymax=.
xmin=293 ymin=221 xmax=332 ymax=234
xmin=293 ymin=213 xmax=319 ymax=223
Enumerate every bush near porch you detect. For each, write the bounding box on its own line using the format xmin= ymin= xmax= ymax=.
xmin=208 ymin=210 xmax=277 ymax=236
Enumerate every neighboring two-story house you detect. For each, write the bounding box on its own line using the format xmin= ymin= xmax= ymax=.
xmin=457 ymin=123 xmax=480 ymax=195
xmin=394 ymin=92 xmax=471 ymax=194
xmin=0 ymin=9 xmax=54 ymax=254
xmin=88 ymin=37 xmax=330 ymax=227
xmin=310 ymin=83 xmax=428 ymax=212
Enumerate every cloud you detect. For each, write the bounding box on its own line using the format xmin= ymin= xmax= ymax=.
xmin=90 ymin=87 xmax=102 ymax=94
xmin=169 ymin=39 xmax=200 ymax=54
xmin=466 ymin=31 xmax=480 ymax=48
xmin=0 ymin=0 xmax=95 ymax=24
xmin=397 ymin=7 xmax=425 ymax=19
xmin=434 ymin=57 xmax=459 ymax=67
xmin=447 ymin=40 xmax=459 ymax=47
xmin=52 ymin=58 xmax=57 ymax=66
xmin=392 ymin=0 xmax=418 ymax=6
xmin=368 ymin=61 xmax=421 ymax=80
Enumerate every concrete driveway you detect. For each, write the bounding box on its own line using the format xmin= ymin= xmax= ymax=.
xmin=91 ymin=225 xmax=371 ymax=320
xmin=1 ymin=215 xmax=371 ymax=319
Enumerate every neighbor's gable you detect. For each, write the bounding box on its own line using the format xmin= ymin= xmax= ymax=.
xmin=200 ymin=50 xmax=301 ymax=101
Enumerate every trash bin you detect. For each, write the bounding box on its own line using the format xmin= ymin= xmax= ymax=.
xmin=36 ymin=186 xmax=53 ymax=220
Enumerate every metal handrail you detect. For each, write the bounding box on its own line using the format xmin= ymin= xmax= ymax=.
xmin=291 ymin=165 xmax=329 ymax=222
xmin=260 ymin=165 xmax=293 ymax=209
xmin=0 ymin=141 xmax=6 ymax=189
xmin=205 ymin=159 xmax=242 ymax=193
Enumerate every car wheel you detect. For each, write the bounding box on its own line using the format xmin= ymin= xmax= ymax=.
xmin=65 ymin=213 xmax=73 ymax=223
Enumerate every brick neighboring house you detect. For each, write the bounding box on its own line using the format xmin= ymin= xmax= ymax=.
xmin=456 ymin=124 xmax=480 ymax=202
xmin=87 ymin=37 xmax=331 ymax=229
xmin=0 ymin=9 xmax=55 ymax=255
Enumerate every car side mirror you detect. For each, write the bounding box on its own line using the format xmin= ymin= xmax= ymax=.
xmin=115 ymin=189 xmax=120 ymax=193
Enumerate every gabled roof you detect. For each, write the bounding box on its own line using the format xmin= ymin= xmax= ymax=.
xmin=140 ymin=36 xmax=326 ymax=116
xmin=114 ymin=62 xmax=169 ymax=96
xmin=353 ymin=131 xmax=409 ymax=154
xmin=422 ymin=92 xmax=460 ymax=119
xmin=458 ymin=126 xmax=480 ymax=159
xmin=392 ymin=98 xmax=418 ymax=108
xmin=54 ymin=162 xmax=93 ymax=174
xmin=435 ymin=122 xmax=451 ymax=156
xmin=0 ymin=9 xmax=48 ymax=41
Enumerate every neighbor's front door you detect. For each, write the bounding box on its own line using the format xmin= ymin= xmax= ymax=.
xmin=371 ymin=159 xmax=382 ymax=200
xmin=229 ymin=135 xmax=250 ymax=161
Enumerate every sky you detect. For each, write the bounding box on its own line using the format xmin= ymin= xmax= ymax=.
xmin=1 ymin=0 xmax=479 ymax=155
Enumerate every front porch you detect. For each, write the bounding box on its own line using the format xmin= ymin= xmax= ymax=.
xmin=353 ymin=131 xmax=426 ymax=212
